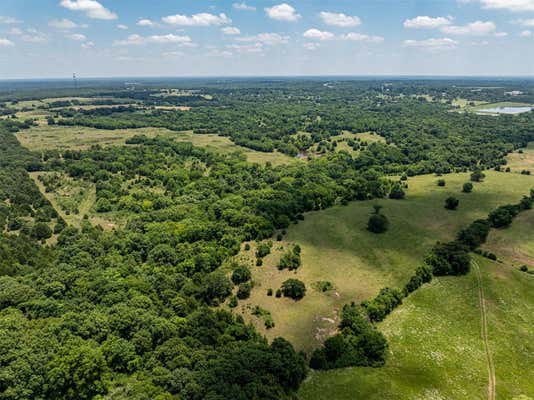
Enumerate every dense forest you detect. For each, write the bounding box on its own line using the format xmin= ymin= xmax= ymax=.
xmin=1 ymin=78 xmax=534 ymax=399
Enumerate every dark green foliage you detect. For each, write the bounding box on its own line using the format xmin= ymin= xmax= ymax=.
xmin=236 ymin=282 xmax=253 ymax=299
xmin=470 ymin=170 xmax=486 ymax=182
xmin=488 ymin=204 xmax=519 ymax=228
xmin=520 ymin=265 xmax=529 ymax=272
xmin=462 ymin=182 xmax=473 ymax=193
xmin=275 ymin=289 xmax=282 ymax=298
xmin=281 ymin=279 xmax=306 ymax=300
xmin=231 ymin=265 xmax=251 ymax=285
xmin=437 ymin=179 xmax=446 ymax=187
xmin=267 ymin=288 xmax=273 ymax=296
xmin=228 ymin=295 xmax=238 ymax=308
xmin=444 ymin=196 xmax=459 ymax=210
xmin=30 ymin=222 xmax=52 ymax=240
xmin=403 ymin=265 xmax=433 ymax=295
xmin=278 ymin=245 xmax=302 ymax=271
xmin=388 ymin=183 xmax=405 ymax=199
xmin=457 ymin=219 xmax=491 ymax=249
xmin=520 ymin=195 xmax=533 ymax=210
xmin=310 ymin=303 xmax=387 ymax=370
xmin=427 ymin=241 xmax=471 ymax=276
xmin=256 ymin=242 xmax=272 ymax=259
xmin=367 ymin=213 xmax=389 ymax=233
xmin=362 ymin=288 xmax=404 ymax=322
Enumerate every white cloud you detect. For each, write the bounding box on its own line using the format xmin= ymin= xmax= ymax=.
xmin=117 ymin=24 xmax=128 ymax=30
xmin=319 ymin=12 xmax=361 ymax=27
xmin=265 ymin=3 xmax=300 ymax=22
xmin=0 ymin=38 xmax=14 ymax=46
xmin=236 ymin=32 xmax=289 ymax=45
xmin=206 ymin=49 xmax=233 ymax=57
xmin=403 ymin=37 xmax=458 ymax=51
xmin=114 ymin=34 xmax=192 ymax=46
xmin=341 ymin=32 xmax=384 ymax=43
xmin=67 ymin=33 xmax=87 ymax=41
xmin=60 ymin=0 xmax=117 ymax=20
xmin=49 ymin=18 xmax=79 ymax=30
xmin=163 ymin=50 xmax=185 ymax=57
xmin=403 ymin=16 xmax=452 ymax=29
xmin=233 ymin=2 xmax=256 ymax=11
xmin=137 ymin=19 xmax=155 ymax=27
xmin=517 ymin=18 xmax=534 ymax=27
xmin=0 ymin=16 xmax=22 ymax=24
xmin=10 ymin=28 xmax=47 ymax=43
xmin=162 ymin=13 xmax=230 ymax=26
xmin=221 ymin=26 xmax=241 ymax=35
xmin=465 ymin=0 xmax=534 ymax=12
xmin=441 ymin=20 xmax=496 ymax=36
xmin=227 ymin=43 xmax=263 ymax=53
xmin=81 ymin=41 xmax=94 ymax=48
xmin=520 ymin=29 xmax=532 ymax=37
xmin=303 ymin=42 xmax=321 ymax=50
xmin=303 ymin=29 xmax=335 ymax=41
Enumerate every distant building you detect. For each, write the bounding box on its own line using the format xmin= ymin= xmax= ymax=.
xmin=505 ymin=90 xmax=523 ymax=96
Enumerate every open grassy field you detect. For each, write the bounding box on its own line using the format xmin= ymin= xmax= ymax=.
xmin=299 ymin=254 xmax=534 ymax=399
xmin=234 ymin=171 xmax=534 ymax=353
xmin=17 ymin=125 xmax=296 ymax=166
xmin=506 ymin=142 xmax=534 ymax=173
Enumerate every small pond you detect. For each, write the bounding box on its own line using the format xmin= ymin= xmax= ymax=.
xmin=478 ymin=106 xmax=533 ymax=114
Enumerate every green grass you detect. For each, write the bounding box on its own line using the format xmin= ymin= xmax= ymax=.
xmin=299 ymin=255 xmax=534 ymax=399
xmin=234 ymin=171 xmax=534 ymax=352
xmin=17 ymin=125 xmax=296 ymax=166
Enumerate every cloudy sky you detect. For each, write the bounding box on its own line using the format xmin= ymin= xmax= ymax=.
xmin=1 ymin=0 xmax=534 ymax=78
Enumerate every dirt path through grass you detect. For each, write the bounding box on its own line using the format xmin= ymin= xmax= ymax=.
xmin=474 ymin=260 xmax=495 ymax=400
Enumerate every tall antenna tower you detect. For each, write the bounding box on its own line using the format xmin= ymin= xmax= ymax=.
xmin=73 ymin=73 xmax=78 ymax=90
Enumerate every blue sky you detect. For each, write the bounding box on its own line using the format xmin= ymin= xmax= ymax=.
xmin=1 ymin=0 xmax=534 ymax=78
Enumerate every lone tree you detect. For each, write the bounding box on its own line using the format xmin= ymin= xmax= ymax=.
xmin=281 ymin=279 xmax=306 ymax=300
xmin=470 ymin=170 xmax=486 ymax=182
xmin=444 ymin=196 xmax=459 ymax=210
xmin=368 ymin=206 xmax=389 ymax=233
xmin=462 ymin=182 xmax=473 ymax=193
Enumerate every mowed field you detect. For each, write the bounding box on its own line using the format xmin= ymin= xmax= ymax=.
xmin=16 ymin=124 xmax=296 ymax=166
xmin=235 ymin=171 xmax=534 ymax=353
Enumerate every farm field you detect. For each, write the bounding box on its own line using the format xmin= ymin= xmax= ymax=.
xmin=235 ymin=171 xmax=534 ymax=352
xmin=16 ymin=124 xmax=297 ymax=165
xmin=505 ymin=142 xmax=534 ymax=173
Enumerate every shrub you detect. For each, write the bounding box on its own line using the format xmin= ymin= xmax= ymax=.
xmin=367 ymin=214 xmax=389 ymax=233
xmin=444 ymin=196 xmax=459 ymax=210
xmin=30 ymin=222 xmax=52 ymax=241
xmin=267 ymin=288 xmax=273 ymax=296
xmin=403 ymin=265 xmax=433 ymax=295
xmin=520 ymin=265 xmax=529 ymax=272
xmin=427 ymin=241 xmax=471 ymax=276
xmin=276 ymin=233 xmax=283 ymax=241
xmin=237 ymin=282 xmax=253 ymax=299
xmin=457 ymin=219 xmax=491 ymax=249
xmin=228 ymin=296 xmax=238 ymax=308
xmin=231 ymin=265 xmax=251 ymax=285
xmin=362 ymin=288 xmax=404 ymax=322
xmin=244 ymin=243 xmax=251 ymax=251
xmin=470 ymin=170 xmax=486 ymax=182
xmin=255 ymin=242 xmax=272 ymax=258
xmin=488 ymin=204 xmax=519 ymax=228
xmin=256 ymin=258 xmax=263 ymax=267
xmin=462 ymin=182 xmax=473 ymax=193
xmin=281 ymin=279 xmax=306 ymax=300
xmin=310 ymin=304 xmax=387 ymax=370
xmin=437 ymin=179 xmax=446 ymax=187
xmin=388 ymin=184 xmax=405 ymax=199
xmin=278 ymin=246 xmax=301 ymax=271
xmin=275 ymin=289 xmax=282 ymax=298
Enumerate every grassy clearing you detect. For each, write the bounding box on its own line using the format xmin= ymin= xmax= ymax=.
xmin=505 ymin=142 xmax=534 ymax=173
xmin=233 ymin=171 xmax=534 ymax=352
xmin=299 ymin=255 xmax=534 ymax=399
xmin=17 ymin=125 xmax=296 ymax=166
